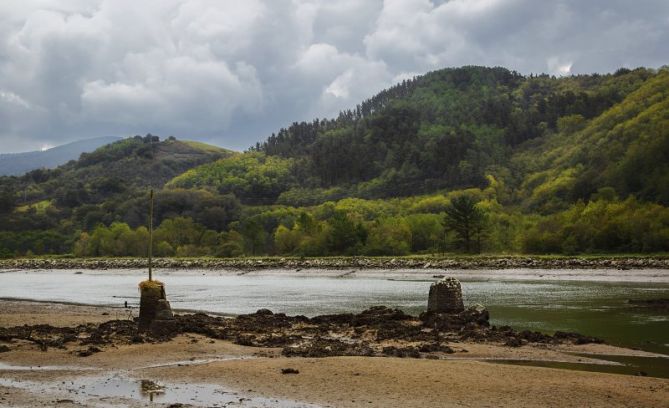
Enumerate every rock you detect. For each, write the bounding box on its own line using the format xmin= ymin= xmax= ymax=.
xmin=78 ymin=346 xmax=102 ymax=357
xmin=427 ymin=277 xmax=465 ymax=313
xmin=505 ymin=337 xmax=522 ymax=347
xmin=281 ymin=368 xmax=299 ymax=374
xmin=381 ymin=345 xmax=421 ymax=358
xmin=150 ymin=319 xmax=178 ymax=338
xmin=0 ymin=345 xmax=10 ymax=353
xmin=140 ymin=379 xmax=164 ymax=394
xmin=256 ymin=308 xmax=274 ymax=315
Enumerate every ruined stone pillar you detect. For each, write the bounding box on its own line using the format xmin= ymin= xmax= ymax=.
xmin=427 ymin=277 xmax=465 ymax=313
xmin=139 ymin=280 xmax=173 ymax=331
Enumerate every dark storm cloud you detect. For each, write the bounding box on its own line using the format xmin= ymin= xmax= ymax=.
xmin=0 ymin=0 xmax=667 ymax=152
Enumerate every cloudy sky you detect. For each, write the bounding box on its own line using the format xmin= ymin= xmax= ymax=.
xmin=0 ymin=0 xmax=667 ymax=153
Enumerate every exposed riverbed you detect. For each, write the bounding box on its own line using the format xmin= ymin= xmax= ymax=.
xmin=1 ymin=268 xmax=668 ymax=354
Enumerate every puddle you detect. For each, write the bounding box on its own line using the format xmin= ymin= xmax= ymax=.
xmin=489 ymin=354 xmax=669 ymax=379
xmin=0 ymin=373 xmax=320 ymax=407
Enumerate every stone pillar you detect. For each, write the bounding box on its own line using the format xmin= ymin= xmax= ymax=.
xmin=427 ymin=277 xmax=464 ymax=313
xmin=139 ymin=280 xmax=174 ymax=332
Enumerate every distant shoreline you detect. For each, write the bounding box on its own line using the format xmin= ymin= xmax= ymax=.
xmin=1 ymin=255 xmax=668 ymax=270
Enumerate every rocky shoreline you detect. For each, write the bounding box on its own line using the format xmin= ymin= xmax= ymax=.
xmin=1 ymin=255 xmax=668 ymax=270
xmin=2 ymin=299 xmax=667 ymax=407
xmin=0 ymin=305 xmax=603 ymax=360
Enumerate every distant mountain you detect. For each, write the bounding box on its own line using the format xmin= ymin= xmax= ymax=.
xmin=0 ymin=136 xmax=122 ymax=176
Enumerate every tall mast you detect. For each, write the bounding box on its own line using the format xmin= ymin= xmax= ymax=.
xmin=148 ymin=189 xmax=154 ymax=281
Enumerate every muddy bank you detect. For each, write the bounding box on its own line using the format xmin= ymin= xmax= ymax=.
xmin=0 ymin=305 xmax=603 ymax=360
xmin=1 ymin=255 xmax=668 ymax=270
xmin=1 ymin=301 xmax=667 ymax=408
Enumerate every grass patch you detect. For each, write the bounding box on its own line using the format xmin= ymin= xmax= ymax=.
xmin=15 ymin=200 xmax=52 ymax=214
xmin=182 ymin=140 xmax=235 ymax=154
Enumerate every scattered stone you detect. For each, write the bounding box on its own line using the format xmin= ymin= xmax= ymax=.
xmin=382 ymin=346 xmax=421 ymax=358
xmin=78 ymin=346 xmax=102 ymax=357
xmin=0 ymin=304 xmax=606 ymax=359
xmin=281 ymin=368 xmax=300 ymax=374
xmin=504 ymin=337 xmax=522 ymax=347
xmin=418 ymin=342 xmax=454 ymax=353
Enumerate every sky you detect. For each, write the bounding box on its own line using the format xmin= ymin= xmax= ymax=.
xmin=0 ymin=0 xmax=668 ymax=153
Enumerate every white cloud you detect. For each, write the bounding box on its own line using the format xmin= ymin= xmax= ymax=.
xmin=0 ymin=0 xmax=668 ymax=152
xmin=547 ymin=57 xmax=573 ymax=76
xmin=0 ymin=90 xmax=33 ymax=110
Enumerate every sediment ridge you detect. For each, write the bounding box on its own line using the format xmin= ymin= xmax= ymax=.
xmin=1 ymin=255 xmax=668 ymax=270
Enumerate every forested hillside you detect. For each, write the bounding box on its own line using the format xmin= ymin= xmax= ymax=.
xmin=0 ymin=136 xmax=234 ymax=256
xmin=1 ymin=66 xmax=668 ymax=258
xmin=173 ymin=66 xmax=661 ymax=208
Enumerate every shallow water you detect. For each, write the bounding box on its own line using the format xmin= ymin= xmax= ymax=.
xmin=1 ymin=269 xmax=668 ymax=354
xmin=491 ymin=354 xmax=669 ymax=379
xmin=0 ymin=373 xmax=319 ymax=407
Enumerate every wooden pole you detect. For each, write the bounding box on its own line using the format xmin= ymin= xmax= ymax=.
xmin=148 ymin=189 xmax=154 ymax=281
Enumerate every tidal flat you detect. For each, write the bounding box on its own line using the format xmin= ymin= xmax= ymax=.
xmin=0 ymin=268 xmax=668 ymax=407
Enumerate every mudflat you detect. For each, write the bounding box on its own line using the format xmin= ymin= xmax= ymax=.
xmin=0 ymin=300 xmax=667 ymax=407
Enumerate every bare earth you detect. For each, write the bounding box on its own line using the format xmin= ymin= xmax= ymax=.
xmin=0 ymin=300 xmax=667 ymax=407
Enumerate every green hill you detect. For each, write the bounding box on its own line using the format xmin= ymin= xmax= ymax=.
xmin=172 ymin=66 xmax=666 ymax=209
xmin=6 ymin=135 xmax=233 ymax=207
xmin=0 ymin=136 xmax=235 ymax=256
xmin=1 ymin=66 xmax=668 ymax=258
